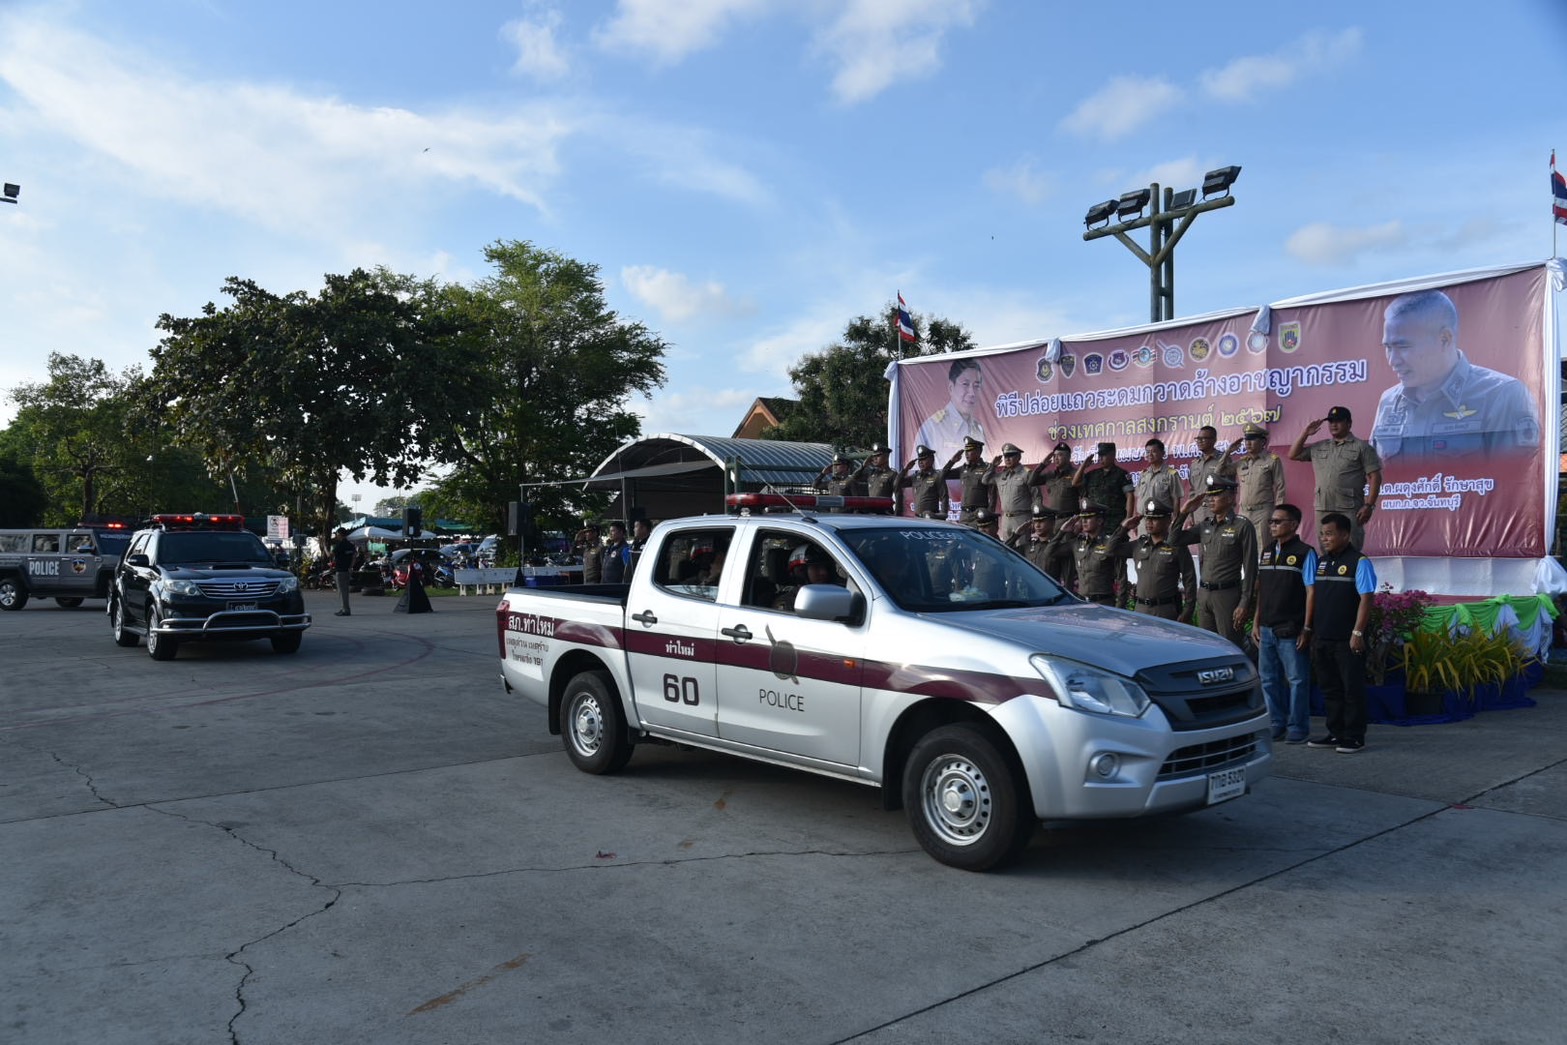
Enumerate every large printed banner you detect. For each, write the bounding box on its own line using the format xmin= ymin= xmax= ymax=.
xmin=893 ymin=266 xmax=1552 ymax=559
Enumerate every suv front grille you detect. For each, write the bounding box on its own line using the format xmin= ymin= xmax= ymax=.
xmin=1157 ymin=732 xmax=1261 ymax=779
xmin=197 ymin=579 xmax=281 ymax=598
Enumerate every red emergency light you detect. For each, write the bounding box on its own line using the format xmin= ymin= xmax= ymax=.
xmin=151 ymin=513 xmax=247 ymax=531
xmin=724 ymin=493 xmax=897 ymax=513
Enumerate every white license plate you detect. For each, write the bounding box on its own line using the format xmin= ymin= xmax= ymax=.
xmin=227 ymin=601 xmax=258 ymax=611
xmin=1206 ymin=766 xmax=1247 ymax=805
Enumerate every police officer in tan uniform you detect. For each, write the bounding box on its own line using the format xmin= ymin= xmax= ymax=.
xmin=813 ymin=453 xmax=861 ymax=510
xmin=1289 ymin=406 xmax=1383 ymax=550
xmin=896 ymin=444 xmax=949 ymax=518
xmin=1028 ymin=441 xmax=1079 ymax=516
xmin=1068 ymin=501 xmax=1129 ymax=607
xmin=851 ymin=442 xmax=898 ymax=511
xmin=1173 ymin=474 xmax=1258 ymax=646
xmin=987 ymin=443 xmax=1035 ymax=540
xmin=1229 ymin=422 xmax=1286 ymax=536
xmin=944 ymin=437 xmax=995 ymax=528
xmin=1124 ymin=498 xmax=1196 ymax=622
xmin=1134 ymin=438 xmax=1186 ymax=518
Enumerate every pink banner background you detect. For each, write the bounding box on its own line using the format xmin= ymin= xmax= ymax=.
xmin=894 ymin=267 xmax=1549 ymax=558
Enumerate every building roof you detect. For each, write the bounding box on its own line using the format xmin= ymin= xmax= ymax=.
xmin=585 ymin=433 xmax=834 ymax=491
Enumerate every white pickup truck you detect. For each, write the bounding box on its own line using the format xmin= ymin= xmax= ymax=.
xmin=495 ymin=500 xmax=1271 ymax=870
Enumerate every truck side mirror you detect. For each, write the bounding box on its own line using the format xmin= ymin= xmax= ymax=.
xmin=794 ymin=585 xmax=859 ymax=623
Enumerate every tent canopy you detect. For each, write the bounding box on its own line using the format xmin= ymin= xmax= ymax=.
xmin=580 ymin=433 xmax=837 ymax=519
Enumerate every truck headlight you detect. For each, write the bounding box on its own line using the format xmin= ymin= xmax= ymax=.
xmin=1030 ymin=656 xmax=1151 ymax=718
xmin=157 ymin=579 xmax=202 ymax=597
xmin=276 ymin=574 xmax=299 ymax=594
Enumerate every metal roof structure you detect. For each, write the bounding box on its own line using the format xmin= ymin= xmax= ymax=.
xmin=582 ymin=433 xmax=836 ymax=518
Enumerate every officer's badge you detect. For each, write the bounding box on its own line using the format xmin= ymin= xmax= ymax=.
xmin=1443 ymin=405 xmax=1477 ymax=420
xmin=1279 ymin=322 xmax=1301 ymax=353
xmin=1338 ymin=565 xmax=1348 ymax=575
xmin=1286 ymin=555 xmax=1297 ymax=565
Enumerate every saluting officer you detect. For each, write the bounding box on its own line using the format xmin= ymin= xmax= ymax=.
xmin=1028 ymin=441 xmax=1079 ymax=516
xmin=896 ymin=444 xmax=949 ymax=518
xmin=852 ymin=442 xmax=898 ymax=511
xmin=1125 ymin=498 xmax=1196 ymax=622
xmin=813 ymin=452 xmax=860 ymax=513
xmin=1229 ymin=422 xmax=1286 ymax=536
xmin=988 ymin=443 xmax=1035 ymax=540
xmin=1069 ymin=500 xmax=1129 ymax=607
xmin=944 ymin=437 xmax=995 ymax=528
xmin=1172 ymin=474 xmax=1259 ymax=647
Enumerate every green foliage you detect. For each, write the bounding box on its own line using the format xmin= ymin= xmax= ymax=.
xmin=1402 ymin=628 xmax=1529 ymax=701
xmin=426 ymin=240 xmax=668 ymax=537
xmin=148 ymin=268 xmax=484 ymax=545
xmin=0 ymin=449 xmax=47 ymax=526
xmin=763 ymin=304 xmax=974 ymax=448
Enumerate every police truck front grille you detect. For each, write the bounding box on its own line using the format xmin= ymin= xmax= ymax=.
xmin=1157 ymin=734 xmax=1259 ymax=779
xmin=196 ymin=580 xmax=280 ymax=598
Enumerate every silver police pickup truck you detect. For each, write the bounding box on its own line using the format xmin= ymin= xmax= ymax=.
xmin=496 ymin=502 xmax=1271 ymax=871
xmin=0 ymin=527 xmax=128 ymax=610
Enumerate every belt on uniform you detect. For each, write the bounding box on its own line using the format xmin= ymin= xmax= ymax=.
xmin=1136 ymin=595 xmax=1180 ymax=606
xmin=1199 ymin=580 xmax=1240 ymax=591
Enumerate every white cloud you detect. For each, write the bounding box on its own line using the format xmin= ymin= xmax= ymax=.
xmin=622 ymin=265 xmax=747 ymax=323
xmin=0 ymin=16 xmax=574 ymax=239
xmin=608 ymin=119 xmax=772 ymax=206
xmin=1285 ymin=220 xmax=1406 ymax=266
xmin=813 ymin=0 xmax=983 ymax=105
xmin=982 ymin=157 xmax=1051 ymax=206
xmin=1134 ymin=156 xmax=1206 ymax=194
xmin=501 ymin=8 xmax=571 ymax=82
xmin=1201 ymin=28 xmax=1363 ymax=103
xmin=594 ymin=0 xmax=770 ymax=65
xmin=1060 ymin=76 xmax=1183 ymax=142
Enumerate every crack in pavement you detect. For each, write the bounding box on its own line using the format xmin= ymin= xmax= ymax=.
xmin=144 ymin=805 xmax=342 ymax=1045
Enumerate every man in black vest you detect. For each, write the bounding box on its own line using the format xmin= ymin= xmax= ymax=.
xmin=1253 ymin=503 xmax=1317 ymax=743
xmin=1306 ymin=512 xmax=1378 ymax=753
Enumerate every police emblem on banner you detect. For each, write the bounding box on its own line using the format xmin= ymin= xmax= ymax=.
xmin=1189 ymin=337 xmax=1211 ymax=362
xmin=1082 ymin=353 xmax=1103 ymax=376
xmin=1107 ymin=349 xmax=1130 ymax=372
xmin=1280 ymin=321 xmax=1302 ymax=353
xmin=1036 ymin=357 xmax=1053 ymax=382
xmin=1217 ymin=332 xmax=1240 ymax=358
xmin=1059 ymin=353 xmax=1076 ymax=378
xmin=1161 ymin=341 xmax=1185 ymax=369
xmin=1134 ymin=344 xmax=1155 ymax=368
xmin=1247 ymin=330 xmax=1269 ymax=354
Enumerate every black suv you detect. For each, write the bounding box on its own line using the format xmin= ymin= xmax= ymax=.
xmin=109 ymin=514 xmax=311 ymax=660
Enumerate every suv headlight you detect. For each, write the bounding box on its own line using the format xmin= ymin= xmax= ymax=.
xmin=276 ymin=574 xmax=299 ymax=594
xmin=1030 ymin=656 xmax=1151 ymax=718
xmin=156 ymin=578 xmax=203 ymax=597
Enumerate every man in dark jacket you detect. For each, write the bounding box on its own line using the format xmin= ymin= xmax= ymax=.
xmin=1253 ymin=503 xmax=1317 ymax=743
xmin=331 ymin=527 xmax=356 ymax=616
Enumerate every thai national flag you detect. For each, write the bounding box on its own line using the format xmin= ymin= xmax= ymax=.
xmin=896 ymin=292 xmax=917 ymax=343
xmin=1554 ymin=151 xmax=1567 ymax=226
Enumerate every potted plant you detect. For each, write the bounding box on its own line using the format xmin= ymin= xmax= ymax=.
xmin=1364 ymin=586 xmax=1435 ymax=685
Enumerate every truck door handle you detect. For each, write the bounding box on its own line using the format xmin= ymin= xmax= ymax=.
xmin=721 ymin=624 xmax=752 ymax=643
xmin=631 ymin=610 xmax=658 ymax=626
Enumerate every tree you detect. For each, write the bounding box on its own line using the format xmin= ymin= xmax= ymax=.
xmin=148 ymin=268 xmax=484 ymax=545
xmin=0 ymin=449 xmax=47 ymax=526
xmin=763 ymin=304 xmax=975 ymax=448
xmin=426 ymin=240 xmax=668 ymax=536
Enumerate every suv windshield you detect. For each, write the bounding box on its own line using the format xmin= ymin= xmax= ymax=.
xmin=841 ymin=526 xmax=1071 ymax=612
xmin=157 ymin=531 xmax=274 ymax=566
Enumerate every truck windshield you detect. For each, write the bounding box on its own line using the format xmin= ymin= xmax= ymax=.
xmin=840 ymin=527 xmax=1072 ymax=612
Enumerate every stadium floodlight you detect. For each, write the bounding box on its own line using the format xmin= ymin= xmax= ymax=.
xmin=1201 ymin=165 xmax=1241 ymax=199
xmin=1 ymin=183 xmax=18 ymax=205
xmin=1116 ymin=188 xmax=1152 ymax=221
xmin=1084 ymin=199 xmax=1118 ymax=230
xmin=1081 ymin=164 xmax=1241 ymax=323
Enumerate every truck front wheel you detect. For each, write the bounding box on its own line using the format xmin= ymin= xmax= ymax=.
xmin=903 ymin=724 xmax=1035 ymax=872
xmin=561 ymin=670 xmax=633 ymax=775
xmin=0 ymin=577 xmax=28 ymax=611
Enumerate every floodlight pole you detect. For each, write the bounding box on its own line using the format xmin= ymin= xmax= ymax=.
xmin=1083 ymin=184 xmax=1236 ymax=323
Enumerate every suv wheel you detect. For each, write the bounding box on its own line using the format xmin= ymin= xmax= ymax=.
xmin=270 ymin=633 xmax=302 ymax=654
xmin=111 ymin=596 xmax=139 ymax=647
xmin=146 ymin=606 xmax=178 ymax=661
xmin=0 ymin=576 xmax=29 ymax=611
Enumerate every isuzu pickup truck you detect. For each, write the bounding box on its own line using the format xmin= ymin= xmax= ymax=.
xmin=496 ymin=496 xmax=1271 ymax=870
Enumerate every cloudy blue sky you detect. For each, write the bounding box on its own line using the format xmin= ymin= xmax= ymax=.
xmin=2 ymin=0 xmax=1564 ymax=511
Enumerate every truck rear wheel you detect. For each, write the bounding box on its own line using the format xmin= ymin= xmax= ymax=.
xmin=0 ymin=577 xmax=28 ymax=611
xmin=562 ymin=669 xmax=633 ymax=774
xmin=902 ymin=724 xmax=1035 ymax=872
xmin=111 ymin=596 xmax=139 ymax=647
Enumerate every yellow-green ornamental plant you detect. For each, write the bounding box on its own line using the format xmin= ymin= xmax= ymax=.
xmin=1402 ymin=629 xmax=1529 ymax=704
